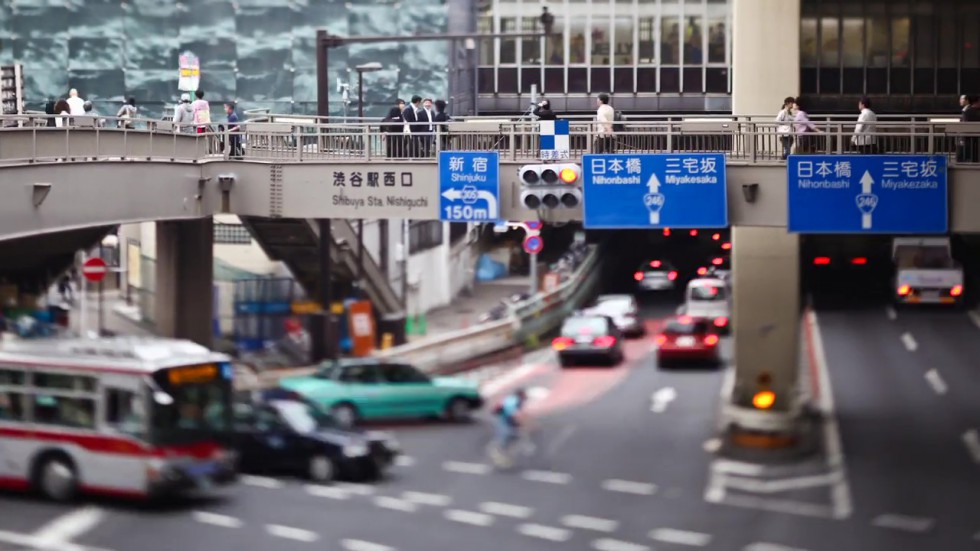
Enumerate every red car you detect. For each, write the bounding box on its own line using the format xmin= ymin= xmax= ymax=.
xmin=655 ymin=316 xmax=721 ymax=367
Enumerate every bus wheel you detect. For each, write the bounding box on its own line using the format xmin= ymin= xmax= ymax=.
xmin=36 ymin=454 xmax=79 ymax=502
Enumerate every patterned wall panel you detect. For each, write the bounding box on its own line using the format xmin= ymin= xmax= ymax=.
xmin=1 ymin=0 xmax=450 ymax=119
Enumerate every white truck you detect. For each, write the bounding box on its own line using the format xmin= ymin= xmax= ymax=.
xmin=892 ymin=237 xmax=964 ymax=305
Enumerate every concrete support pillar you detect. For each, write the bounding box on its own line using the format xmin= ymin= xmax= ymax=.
xmin=154 ymin=218 xmax=214 ymax=348
xmin=730 ymin=226 xmax=800 ymax=414
xmin=732 ymin=0 xmax=801 ymax=116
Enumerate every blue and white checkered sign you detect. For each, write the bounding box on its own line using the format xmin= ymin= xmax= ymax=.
xmin=540 ymin=120 xmax=570 ymax=161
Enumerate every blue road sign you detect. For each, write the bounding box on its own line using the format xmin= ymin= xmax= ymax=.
xmin=524 ymin=235 xmax=544 ymax=254
xmin=582 ymin=153 xmax=728 ymax=229
xmin=440 ymin=151 xmax=500 ymax=223
xmin=787 ymin=155 xmax=948 ymax=234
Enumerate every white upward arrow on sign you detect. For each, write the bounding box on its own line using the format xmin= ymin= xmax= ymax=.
xmin=858 ymin=171 xmax=876 ymax=230
xmin=646 ymin=173 xmax=663 ymax=225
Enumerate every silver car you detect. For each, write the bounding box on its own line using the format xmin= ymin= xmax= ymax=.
xmin=584 ymin=294 xmax=645 ymax=338
xmin=635 ymin=259 xmax=679 ymax=291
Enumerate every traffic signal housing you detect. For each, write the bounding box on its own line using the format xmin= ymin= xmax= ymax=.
xmin=519 ymin=163 xmax=582 ymax=210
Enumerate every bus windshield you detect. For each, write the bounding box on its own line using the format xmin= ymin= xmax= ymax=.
xmin=150 ymin=363 xmax=233 ymax=446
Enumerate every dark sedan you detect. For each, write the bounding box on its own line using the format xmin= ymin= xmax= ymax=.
xmin=552 ymin=313 xmax=625 ymax=367
xmin=231 ymin=390 xmax=400 ymax=483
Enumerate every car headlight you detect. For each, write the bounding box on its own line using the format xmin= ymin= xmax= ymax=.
xmin=342 ymin=443 xmax=369 ymax=458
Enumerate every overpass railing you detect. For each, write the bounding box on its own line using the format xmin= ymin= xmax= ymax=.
xmin=2 ymin=114 xmax=980 ymax=166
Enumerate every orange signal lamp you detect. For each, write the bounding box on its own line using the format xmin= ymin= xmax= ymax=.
xmin=897 ymin=284 xmax=911 ymax=296
xmin=559 ymin=168 xmax=579 ymax=184
xmin=752 ymin=390 xmax=776 ymax=410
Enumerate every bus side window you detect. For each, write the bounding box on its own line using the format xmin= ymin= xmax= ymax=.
xmin=105 ymin=388 xmax=145 ymax=437
xmin=0 ymin=391 xmax=25 ymax=421
xmin=34 ymin=396 xmax=96 ymax=429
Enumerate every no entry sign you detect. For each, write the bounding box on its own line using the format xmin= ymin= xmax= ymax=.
xmin=523 ymin=235 xmax=544 ymax=255
xmin=82 ymin=257 xmax=108 ymax=283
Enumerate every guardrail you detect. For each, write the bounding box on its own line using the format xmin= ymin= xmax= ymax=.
xmin=2 ymin=114 xmax=980 ymax=166
xmin=370 ymin=244 xmax=600 ymax=373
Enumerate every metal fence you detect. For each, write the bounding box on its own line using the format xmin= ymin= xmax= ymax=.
xmin=2 ymin=113 xmax=980 ymax=166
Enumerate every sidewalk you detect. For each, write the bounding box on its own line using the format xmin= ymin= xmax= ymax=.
xmin=409 ymin=275 xmax=533 ymax=341
xmin=44 ymin=285 xmax=156 ymax=338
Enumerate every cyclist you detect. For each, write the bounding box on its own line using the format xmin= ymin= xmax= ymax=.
xmin=489 ymin=387 xmax=529 ymax=467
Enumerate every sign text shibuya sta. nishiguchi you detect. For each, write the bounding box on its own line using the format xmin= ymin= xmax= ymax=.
xmin=325 ymin=167 xmax=437 ymax=218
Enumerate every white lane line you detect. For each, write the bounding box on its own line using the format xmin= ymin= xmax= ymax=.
xmin=0 ymin=531 xmax=112 ymax=551
xmin=192 ymin=511 xmax=243 ymax=529
xmin=394 ymin=455 xmax=416 ymax=467
xmin=901 ymin=332 xmax=918 ymax=352
xmin=721 ymin=472 xmax=843 ymax=494
xmin=592 ymin=537 xmax=651 ymax=551
xmin=710 ymin=459 xmax=764 ymax=477
xmin=650 ymin=387 xmax=677 ymax=413
xmin=871 ymin=514 xmax=935 ymax=533
xmin=885 ymin=306 xmax=897 ymax=321
xmin=924 ymin=369 xmax=948 ymax=395
xmin=444 ymin=509 xmax=496 ymax=527
xmin=342 ymin=539 xmax=396 ymax=551
xmin=443 ymin=461 xmax=491 ymax=475
xmin=335 ymin=482 xmax=376 ymax=495
xmin=402 ymin=491 xmax=452 ymax=507
xmin=962 ymin=429 xmax=980 ymax=464
xmin=32 ymin=506 xmax=105 ymax=548
xmin=808 ymin=310 xmax=854 ymax=520
xmin=239 ymin=474 xmax=283 ymax=489
xmin=545 ymin=425 xmax=578 ymax=457
xmin=560 ymin=514 xmax=619 ymax=533
xmin=601 ymin=479 xmax=657 ymax=495
xmin=265 ymin=524 xmax=320 ymax=542
xmin=521 ymin=469 xmax=572 ymax=485
xmin=719 ymin=494 xmax=835 ymax=519
xmin=744 ymin=543 xmax=809 ymax=551
xmin=479 ymin=501 xmax=535 ymax=519
xmin=306 ymin=484 xmax=350 ymax=500
xmin=517 ymin=523 xmax=573 ymax=542
xmin=968 ymin=309 xmax=980 ymax=330
xmin=649 ymin=528 xmax=712 ymax=547
xmin=373 ymin=496 xmax=419 ymax=513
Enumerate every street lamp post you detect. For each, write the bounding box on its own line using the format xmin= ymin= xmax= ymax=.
xmin=354 ymin=62 xmax=383 ymax=297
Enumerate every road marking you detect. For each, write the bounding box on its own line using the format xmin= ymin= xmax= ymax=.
xmin=962 ymin=429 xmax=980 ymax=463
xmin=342 ymin=539 xmax=396 ymax=551
xmin=885 ymin=306 xmax=897 ymax=321
xmin=443 ymin=461 xmax=491 ymax=475
xmin=592 ymin=538 xmax=650 ymax=551
xmin=266 ymin=524 xmax=319 ymax=542
xmin=650 ymin=387 xmax=677 ymax=412
xmin=872 ymin=514 xmax=935 ymax=533
xmin=373 ymin=496 xmax=419 ymax=513
xmin=335 ymin=482 xmax=376 ymax=495
xmin=968 ymin=309 xmax=980 ymax=330
xmin=521 ymin=469 xmax=572 ymax=484
xmin=33 ymin=506 xmax=105 ymax=548
xmin=807 ymin=310 xmax=854 ymax=520
xmin=722 ymin=472 xmax=844 ymax=494
xmin=718 ymin=494 xmax=835 ymax=519
xmin=444 ymin=509 xmax=496 ymax=527
xmin=394 ymin=455 xmax=415 ymax=467
xmin=546 ymin=425 xmax=578 ymax=457
xmin=479 ymin=501 xmax=534 ymax=519
xmin=744 ymin=543 xmax=809 ymax=551
xmin=710 ymin=459 xmax=764 ymax=476
xmin=649 ymin=528 xmax=712 ymax=547
xmin=901 ymin=332 xmax=918 ymax=352
xmin=517 ymin=523 xmax=572 ymax=542
xmin=305 ymin=484 xmax=350 ymax=500
xmin=561 ymin=514 xmax=619 ymax=533
xmin=0 ymin=531 xmax=113 ymax=551
xmin=702 ymin=438 xmax=722 ymax=453
xmin=240 ymin=474 xmax=283 ymax=489
xmin=601 ymin=479 xmax=657 ymax=495
xmin=924 ymin=369 xmax=948 ymax=395
xmin=192 ymin=511 xmax=243 ymax=529
xmin=402 ymin=491 xmax=452 ymax=507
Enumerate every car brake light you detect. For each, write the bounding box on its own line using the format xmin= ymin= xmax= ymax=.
xmin=663 ymin=228 xmax=671 ymax=236
xmin=689 ymin=229 xmax=698 ymax=236
xmin=704 ymin=334 xmax=719 ymax=346
xmin=712 ymin=257 xmax=724 ymax=266
xmin=813 ymin=257 xmax=831 ymax=265
xmin=897 ymin=284 xmax=911 ymax=296
xmin=668 ymin=271 xmax=678 ymax=281
xmin=697 ymin=267 xmax=707 ymax=276
xmin=634 ymin=271 xmax=643 ymax=281
xmin=593 ymin=335 xmax=617 ymax=347
xmin=950 ymin=284 xmax=963 ymax=297
xmin=721 ymin=242 xmax=732 ymax=250
xmin=552 ymin=337 xmax=574 ymax=350
xmin=650 ymin=260 xmax=662 ymax=268
xmin=851 ymin=257 xmax=867 ymax=265
xmin=713 ymin=317 xmax=728 ymax=327
xmin=655 ymin=334 xmax=667 ymax=345
xmin=712 ymin=233 xmax=720 ymax=241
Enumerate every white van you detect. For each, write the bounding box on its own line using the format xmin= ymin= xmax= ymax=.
xmin=682 ymin=277 xmax=731 ymax=334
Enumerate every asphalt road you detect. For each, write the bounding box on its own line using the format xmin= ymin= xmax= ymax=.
xmin=2 ymin=292 xmax=980 ymax=550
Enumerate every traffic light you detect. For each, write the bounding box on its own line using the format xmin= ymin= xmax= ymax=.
xmin=751 ymin=372 xmax=776 ymax=410
xmin=519 ymin=163 xmax=582 ymax=210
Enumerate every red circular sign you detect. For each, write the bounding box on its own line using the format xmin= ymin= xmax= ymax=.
xmin=525 ymin=221 xmax=543 ymax=231
xmin=82 ymin=257 xmax=108 ymax=282
xmin=523 ymin=235 xmax=544 ymax=255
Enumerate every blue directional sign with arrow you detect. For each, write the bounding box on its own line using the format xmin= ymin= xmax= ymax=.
xmin=787 ymin=155 xmax=948 ymax=233
xmin=582 ymin=153 xmax=728 ymax=229
xmin=439 ymin=151 xmax=500 ymax=223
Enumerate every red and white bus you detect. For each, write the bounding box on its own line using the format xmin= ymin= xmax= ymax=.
xmin=0 ymin=335 xmax=238 ymax=501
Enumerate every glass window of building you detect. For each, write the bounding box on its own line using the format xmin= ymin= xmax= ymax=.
xmin=801 ymin=16 xmax=818 ymax=67
xmin=661 ymin=15 xmax=680 ymax=65
xmin=840 ymin=7 xmax=864 ymax=68
xmin=478 ymin=14 xmax=493 ymax=65
xmin=638 ymin=17 xmax=656 ymax=64
xmin=591 ymin=15 xmax=611 ymax=65
xmin=522 ymin=16 xmax=541 ymax=64
xmin=569 ymin=15 xmax=587 ymax=64
xmin=500 ymin=17 xmax=517 ymax=64
xmin=706 ymin=0 xmax=727 ymax=64
xmin=683 ymin=15 xmax=703 ymax=65
xmin=820 ymin=16 xmax=840 ymax=68
xmin=545 ymin=16 xmax=565 ymax=65
xmin=614 ymin=15 xmax=634 ymax=66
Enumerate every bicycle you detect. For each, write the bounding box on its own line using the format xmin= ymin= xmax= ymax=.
xmin=486 ymin=423 xmax=538 ymax=470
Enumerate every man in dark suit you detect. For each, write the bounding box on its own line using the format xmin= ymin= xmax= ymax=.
xmin=412 ymin=97 xmax=436 ymax=157
xmin=402 ymin=95 xmax=422 ymax=157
